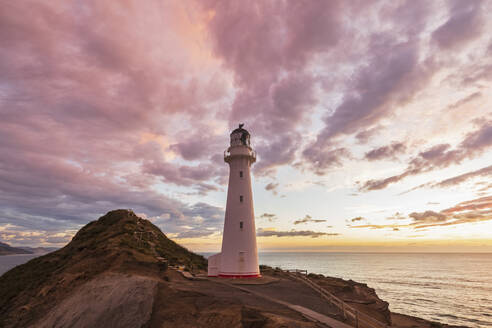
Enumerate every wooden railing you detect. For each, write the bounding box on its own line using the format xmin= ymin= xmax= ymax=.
xmin=287 ymin=271 xmax=389 ymax=328
xmin=285 ymin=269 xmax=308 ymax=275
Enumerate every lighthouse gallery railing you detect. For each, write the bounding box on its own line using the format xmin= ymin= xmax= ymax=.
xmin=224 ymin=149 xmax=256 ymax=161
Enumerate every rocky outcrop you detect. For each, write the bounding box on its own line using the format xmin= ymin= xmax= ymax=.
xmin=308 ymin=274 xmax=391 ymax=324
xmin=33 ymin=273 xmax=157 ymax=328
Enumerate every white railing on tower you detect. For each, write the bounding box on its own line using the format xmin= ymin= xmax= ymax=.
xmin=223 ymin=149 xmax=256 ymax=161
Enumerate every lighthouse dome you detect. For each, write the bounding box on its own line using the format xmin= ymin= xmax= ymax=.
xmin=230 ymin=124 xmax=250 ymax=147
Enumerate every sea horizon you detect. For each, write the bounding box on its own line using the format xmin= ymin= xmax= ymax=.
xmin=203 ymin=250 xmax=492 ymax=254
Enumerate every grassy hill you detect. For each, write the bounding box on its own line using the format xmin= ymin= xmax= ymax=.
xmin=0 ymin=209 xmax=206 ymax=327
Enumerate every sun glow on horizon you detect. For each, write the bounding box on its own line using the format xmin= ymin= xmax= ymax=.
xmin=0 ymin=0 xmax=491 ymax=252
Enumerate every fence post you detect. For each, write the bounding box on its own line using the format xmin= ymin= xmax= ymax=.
xmin=355 ymin=311 xmax=359 ymax=328
xmin=342 ymin=302 xmax=346 ymax=319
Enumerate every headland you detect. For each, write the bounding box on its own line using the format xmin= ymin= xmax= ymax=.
xmin=0 ymin=210 xmax=466 ymax=328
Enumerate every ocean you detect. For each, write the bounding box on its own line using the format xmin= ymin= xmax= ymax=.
xmin=2 ymin=252 xmax=491 ymax=327
xmin=0 ymin=254 xmax=41 ymax=275
xmin=256 ymin=252 xmax=492 ymax=328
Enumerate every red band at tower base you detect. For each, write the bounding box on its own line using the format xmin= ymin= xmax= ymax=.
xmin=218 ymin=273 xmax=261 ymax=278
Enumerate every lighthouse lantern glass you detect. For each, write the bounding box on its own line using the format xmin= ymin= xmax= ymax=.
xmin=230 ymin=132 xmax=250 ymax=147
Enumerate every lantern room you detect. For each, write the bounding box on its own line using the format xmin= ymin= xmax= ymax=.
xmin=230 ymin=124 xmax=250 ymax=147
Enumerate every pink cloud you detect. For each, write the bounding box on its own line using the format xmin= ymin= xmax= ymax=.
xmin=0 ymin=0 xmax=490 ymax=246
xmin=361 ymin=119 xmax=492 ymax=191
xmin=350 ymin=196 xmax=492 ymax=230
xmin=365 ymin=142 xmax=406 ymax=161
xmin=432 ymin=0 xmax=484 ymax=49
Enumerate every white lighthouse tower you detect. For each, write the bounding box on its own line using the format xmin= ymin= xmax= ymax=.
xmin=208 ymin=124 xmax=260 ymax=278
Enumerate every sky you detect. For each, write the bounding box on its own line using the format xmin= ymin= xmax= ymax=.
xmin=1 ymin=0 xmax=491 ymax=252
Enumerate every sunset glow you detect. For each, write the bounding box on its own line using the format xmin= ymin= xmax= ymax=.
xmin=1 ymin=0 xmax=491 ymax=252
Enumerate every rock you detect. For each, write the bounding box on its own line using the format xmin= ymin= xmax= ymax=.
xmin=33 ymin=273 xmax=157 ymax=328
xmin=241 ymin=307 xmax=268 ymax=328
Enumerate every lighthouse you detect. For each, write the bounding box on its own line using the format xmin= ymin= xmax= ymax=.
xmin=208 ymin=124 xmax=260 ymax=278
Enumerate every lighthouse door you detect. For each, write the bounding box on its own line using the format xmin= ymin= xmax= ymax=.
xmin=238 ymin=251 xmax=245 ymax=271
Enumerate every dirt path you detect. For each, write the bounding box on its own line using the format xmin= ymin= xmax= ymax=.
xmin=289 ymin=305 xmax=354 ymax=328
xmin=209 ymin=277 xmax=353 ymax=328
xmin=237 ymin=277 xmax=342 ymax=317
xmin=150 ymin=269 xmax=324 ymax=327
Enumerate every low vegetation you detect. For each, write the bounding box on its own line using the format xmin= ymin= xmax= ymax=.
xmin=0 ymin=209 xmax=207 ymax=327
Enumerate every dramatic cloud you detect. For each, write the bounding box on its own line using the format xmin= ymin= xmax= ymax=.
xmin=302 ymin=147 xmax=351 ymax=175
xmin=448 ymin=92 xmax=482 ymax=110
xmin=293 ymin=215 xmax=327 ymax=225
xmin=432 ymin=165 xmax=492 ymax=189
xmin=0 ymin=223 xmax=75 ymax=247
xmin=142 ymin=161 xmax=223 ymax=194
xmin=365 ymin=143 xmax=406 ymax=161
xmin=303 ymin=34 xmax=436 ymax=173
xmin=200 ymin=1 xmax=345 ymax=175
xmin=361 ymin=119 xmax=492 ymax=191
xmin=0 ymin=1 xmax=236 ymax=246
xmin=409 ymin=211 xmax=447 ymax=223
xmin=441 ymin=196 xmax=492 ymax=214
xmin=350 ymin=196 xmax=492 ymax=230
xmin=0 ymin=199 xmax=226 ymax=245
xmin=320 ymin=40 xmax=420 ymax=139
xmin=169 ymin=131 xmax=224 ymax=162
xmin=264 ymin=182 xmax=280 ymax=195
xmin=355 ymin=126 xmax=381 ymax=144
xmin=258 ymin=213 xmax=277 ymax=222
xmin=174 ymin=230 xmax=217 ymax=239
xmin=257 ymin=228 xmax=338 ymax=238
xmin=0 ymin=0 xmax=491 ymax=248
xmin=432 ymin=0 xmax=484 ymax=49
xmin=346 ymin=216 xmax=369 ymax=227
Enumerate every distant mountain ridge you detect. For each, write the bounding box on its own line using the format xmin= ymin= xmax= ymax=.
xmin=18 ymin=246 xmax=59 ymax=254
xmin=0 ymin=242 xmax=31 ymax=255
xmin=0 ymin=242 xmax=57 ymax=256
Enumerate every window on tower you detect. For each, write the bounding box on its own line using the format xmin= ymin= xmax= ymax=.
xmin=240 ymin=195 xmax=243 ymax=202
xmin=239 ymin=171 xmax=243 ymax=178
xmin=240 ymin=221 xmax=243 ymax=230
